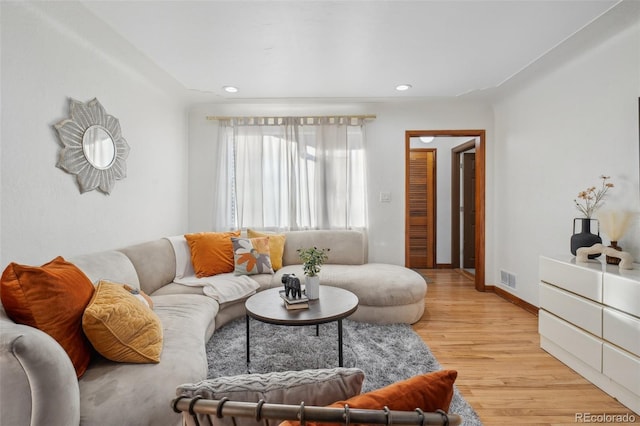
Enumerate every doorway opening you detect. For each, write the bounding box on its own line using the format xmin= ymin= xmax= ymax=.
xmin=405 ymin=130 xmax=486 ymax=292
xmin=451 ymin=140 xmax=477 ymax=277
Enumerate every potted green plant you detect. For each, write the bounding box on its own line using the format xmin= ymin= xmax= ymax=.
xmin=297 ymin=247 xmax=329 ymax=300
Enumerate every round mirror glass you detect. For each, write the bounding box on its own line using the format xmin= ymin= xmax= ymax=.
xmin=82 ymin=125 xmax=116 ymax=170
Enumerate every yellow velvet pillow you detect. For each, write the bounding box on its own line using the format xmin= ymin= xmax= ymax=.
xmin=279 ymin=370 xmax=458 ymax=426
xmin=0 ymin=256 xmax=95 ymax=378
xmin=185 ymin=231 xmax=241 ymax=277
xmin=247 ymin=229 xmax=286 ymax=271
xmin=82 ymin=280 xmax=163 ymax=363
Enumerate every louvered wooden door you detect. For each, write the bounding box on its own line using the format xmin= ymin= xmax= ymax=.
xmin=406 ymin=149 xmax=436 ymax=268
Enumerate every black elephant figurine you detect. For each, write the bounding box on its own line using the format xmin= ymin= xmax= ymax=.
xmin=281 ymin=273 xmax=302 ymax=298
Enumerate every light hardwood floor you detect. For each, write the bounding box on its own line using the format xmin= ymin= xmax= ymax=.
xmin=412 ymin=269 xmax=639 ymax=425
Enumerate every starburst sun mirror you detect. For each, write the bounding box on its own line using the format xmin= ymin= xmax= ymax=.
xmin=54 ymin=98 xmax=130 ymax=194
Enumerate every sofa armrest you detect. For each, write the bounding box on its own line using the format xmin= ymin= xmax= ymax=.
xmin=0 ymin=316 xmax=80 ymax=426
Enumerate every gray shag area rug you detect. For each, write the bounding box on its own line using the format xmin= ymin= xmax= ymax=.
xmin=206 ymin=318 xmax=482 ymax=426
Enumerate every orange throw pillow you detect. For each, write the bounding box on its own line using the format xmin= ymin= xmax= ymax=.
xmin=184 ymin=231 xmax=241 ymax=277
xmin=0 ymin=256 xmax=95 ymax=378
xmin=279 ymin=370 xmax=457 ymax=426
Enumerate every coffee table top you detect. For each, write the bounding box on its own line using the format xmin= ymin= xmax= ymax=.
xmin=245 ymin=286 xmax=358 ymax=326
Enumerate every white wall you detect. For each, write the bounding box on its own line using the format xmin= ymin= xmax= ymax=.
xmin=493 ymin=20 xmax=640 ymax=306
xmin=188 ymin=100 xmax=494 ymax=271
xmin=0 ymin=2 xmax=189 ymax=267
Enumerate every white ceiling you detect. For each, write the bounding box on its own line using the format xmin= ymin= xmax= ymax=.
xmin=81 ymin=0 xmax=621 ymax=100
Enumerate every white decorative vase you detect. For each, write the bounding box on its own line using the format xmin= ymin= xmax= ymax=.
xmin=305 ymin=276 xmax=320 ymax=300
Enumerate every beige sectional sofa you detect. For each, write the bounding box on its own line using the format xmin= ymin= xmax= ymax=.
xmin=0 ymin=230 xmax=427 ymax=426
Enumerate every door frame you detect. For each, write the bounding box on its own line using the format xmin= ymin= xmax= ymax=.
xmin=451 ymin=139 xmax=477 ymax=271
xmin=405 ymin=130 xmax=486 ymax=292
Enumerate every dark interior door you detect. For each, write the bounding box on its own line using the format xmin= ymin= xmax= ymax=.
xmin=463 ymin=153 xmax=476 ymax=268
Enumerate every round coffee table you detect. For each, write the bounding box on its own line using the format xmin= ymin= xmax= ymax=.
xmin=245 ymin=286 xmax=359 ymax=367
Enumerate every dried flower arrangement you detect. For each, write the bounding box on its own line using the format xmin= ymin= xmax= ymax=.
xmin=574 ymin=175 xmax=614 ymax=218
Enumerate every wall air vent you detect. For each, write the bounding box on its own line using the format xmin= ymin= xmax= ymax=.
xmin=500 ymin=270 xmax=516 ymax=289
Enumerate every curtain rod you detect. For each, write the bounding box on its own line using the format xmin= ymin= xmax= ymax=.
xmin=206 ymin=114 xmax=376 ymax=121
xmin=172 ymin=397 xmax=462 ymax=426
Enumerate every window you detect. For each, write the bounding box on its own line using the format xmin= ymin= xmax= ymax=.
xmin=213 ymin=117 xmax=368 ymax=231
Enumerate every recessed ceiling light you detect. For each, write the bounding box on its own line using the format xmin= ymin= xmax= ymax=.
xmin=419 ymin=136 xmax=435 ymax=144
xmin=395 ymin=84 xmax=412 ymax=91
xmin=223 ymin=86 xmax=239 ymax=93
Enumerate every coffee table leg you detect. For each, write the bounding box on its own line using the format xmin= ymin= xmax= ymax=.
xmin=246 ymin=315 xmax=250 ymax=364
xmin=338 ymin=319 xmax=343 ymax=367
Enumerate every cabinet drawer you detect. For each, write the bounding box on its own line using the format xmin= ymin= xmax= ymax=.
xmin=540 ymin=282 xmax=602 ymax=336
xmin=603 ymin=343 xmax=640 ymax=395
xmin=539 ymin=256 xmax=602 ymax=302
xmin=539 ymin=310 xmax=602 ymax=371
xmin=603 ymin=270 xmax=640 ymax=317
xmin=603 ymin=307 xmax=640 ymax=357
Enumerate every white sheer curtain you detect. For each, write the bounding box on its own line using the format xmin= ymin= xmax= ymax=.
xmin=212 ymin=116 xmax=368 ymax=231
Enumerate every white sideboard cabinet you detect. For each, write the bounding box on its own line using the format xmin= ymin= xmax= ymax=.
xmin=539 ymin=255 xmax=640 ymax=414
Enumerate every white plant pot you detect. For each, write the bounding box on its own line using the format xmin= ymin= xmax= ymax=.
xmin=305 ymin=275 xmax=320 ymax=300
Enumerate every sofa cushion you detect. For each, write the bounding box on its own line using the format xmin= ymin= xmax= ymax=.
xmin=177 ymin=368 xmax=365 ymax=426
xmin=232 ymin=237 xmax=273 ymax=275
xmin=185 ymin=231 xmax=241 ymax=277
xmin=118 ymin=238 xmax=176 ymax=295
xmin=275 ymin=264 xmax=426 ymax=307
xmin=82 ymin=280 xmax=163 ymax=363
xmin=282 ymin=230 xmax=366 ymax=266
xmin=247 ymin=229 xmax=286 ymax=271
xmin=151 ymin=282 xmax=206 ymax=296
xmin=79 ymin=294 xmax=217 ymax=426
xmin=70 ymin=250 xmax=140 ymax=289
xmin=0 ymin=256 xmax=95 ymax=378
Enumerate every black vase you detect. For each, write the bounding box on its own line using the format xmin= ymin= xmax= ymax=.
xmin=570 ymin=218 xmax=602 ymax=258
